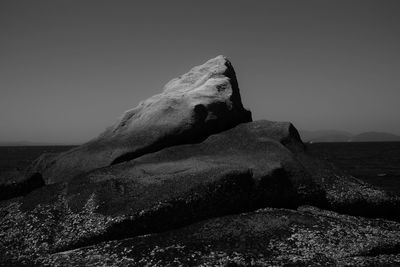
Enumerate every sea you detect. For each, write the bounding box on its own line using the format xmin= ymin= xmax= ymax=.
xmin=307 ymin=142 xmax=400 ymax=194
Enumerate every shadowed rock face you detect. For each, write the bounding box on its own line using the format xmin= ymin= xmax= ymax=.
xmin=28 ymin=55 xmax=251 ymax=184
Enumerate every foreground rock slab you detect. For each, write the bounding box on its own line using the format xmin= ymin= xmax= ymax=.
xmin=41 ymin=206 xmax=400 ymax=266
xmin=28 ymin=55 xmax=251 ymax=184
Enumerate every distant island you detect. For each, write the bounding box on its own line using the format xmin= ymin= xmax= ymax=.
xmin=300 ymin=130 xmax=400 ymax=143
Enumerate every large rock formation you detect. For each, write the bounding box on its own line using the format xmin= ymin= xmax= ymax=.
xmin=1 ymin=120 xmax=399 ymax=265
xmin=1 ymin=56 xmax=399 ymax=266
xmin=0 ymin=121 xmax=322 ymax=258
xmin=28 ymin=55 xmax=251 ymax=184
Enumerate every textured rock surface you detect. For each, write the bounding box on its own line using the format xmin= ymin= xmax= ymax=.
xmin=1 ymin=56 xmax=400 ymax=266
xmin=1 ymin=120 xmax=399 ymax=265
xmin=28 ymin=55 xmax=251 ymax=184
xmin=0 ymin=120 xmax=324 ymax=262
xmin=37 ymin=207 xmax=400 ymax=266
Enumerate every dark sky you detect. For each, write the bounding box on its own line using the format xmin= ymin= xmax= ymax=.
xmin=1 ymin=0 xmax=399 ymax=143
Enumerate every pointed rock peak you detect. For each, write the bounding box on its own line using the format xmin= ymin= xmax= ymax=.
xmin=162 ymin=55 xmax=248 ymax=119
xmin=163 ymin=55 xmax=236 ymax=92
xmin=115 ymin=55 xmax=251 ymax=134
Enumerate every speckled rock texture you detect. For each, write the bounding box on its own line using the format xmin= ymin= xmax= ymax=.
xmin=1 ymin=56 xmax=400 ymax=266
xmin=27 ymin=55 xmax=251 ymax=185
xmin=32 ymin=207 xmax=400 ymax=266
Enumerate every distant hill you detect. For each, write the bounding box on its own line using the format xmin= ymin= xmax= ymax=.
xmin=299 ymin=130 xmax=353 ymax=143
xmin=299 ymin=130 xmax=400 ymax=143
xmin=350 ymin=132 xmax=400 ymax=142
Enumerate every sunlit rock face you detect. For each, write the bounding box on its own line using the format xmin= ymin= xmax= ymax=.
xmin=28 ymin=55 xmax=252 ymax=184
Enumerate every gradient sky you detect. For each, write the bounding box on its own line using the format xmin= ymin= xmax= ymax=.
xmin=1 ymin=0 xmax=399 ymax=143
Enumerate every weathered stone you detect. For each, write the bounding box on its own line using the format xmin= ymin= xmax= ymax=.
xmin=2 ymin=120 xmax=398 ymax=265
xmin=0 ymin=121 xmax=321 ymax=258
xmin=1 ymin=56 xmax=399 ymax=266
xmin=39 ymin=206 xmax=400 ymax=266
xmin=28 ymin=55 xmax=251 ymax=184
